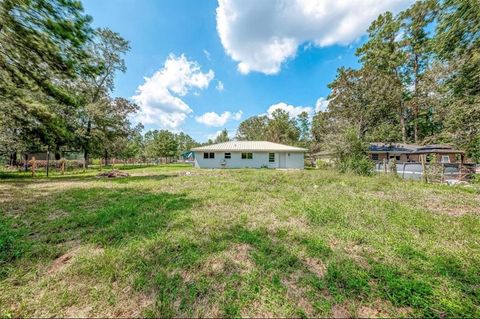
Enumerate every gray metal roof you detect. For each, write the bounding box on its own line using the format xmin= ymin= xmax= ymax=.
xmin=368 ymin=142 xmax=463 ymax=154
xmin=191 ymin=141 xmax=308 ymax=152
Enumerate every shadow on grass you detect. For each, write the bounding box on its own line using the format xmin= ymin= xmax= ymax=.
xmin=0 ymin=186 xmax=197 ymax=278
xmin=0 ymin=173 xmax=177 ymax=186
xmin=0 ymin=163 xmax=192 ymax=180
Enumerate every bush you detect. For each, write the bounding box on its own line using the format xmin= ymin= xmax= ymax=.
xmin=315 ymin=159 xmax=332 ymax=170
xmin=337 ymin=156 xmax=374 ymax=176
xmin=331 ymin=128 xmax=373 ymax=176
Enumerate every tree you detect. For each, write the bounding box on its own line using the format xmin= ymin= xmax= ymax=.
xmin=175 ymin=132 xmax=199 ymax=155
xmin=434 ymin=0 xmax=480 ymax=160
xmin=89 ymin=98 xmax=140 ymax=165
xmin=311 ymin=111 xmax=331 ymax=152
xmin=400 ymin=0 xmax=437 ymax=143
xmin=0 ymin=0 xmax=93 ymax=105
xmin=214 ymin=129 xmax=230 ymax=143
xmin=296 ymin=111 xmax=310 ymax=147
xmin=327 ymin=66 xmax=401 ymax=140
xmin=144 ymin=130 xmax=179 ymax=163
xmin=78 ymin=28 xmax=130 ymax=165
xmin=0 ymin=0 xmax=94 ymax=162
xmin=236 ymin=116 xmax=268 ymax=140
xmin=356 ymin=12 xmax=408 ymax=142
xmin=265 ymin=109 xmax=300 ymax=144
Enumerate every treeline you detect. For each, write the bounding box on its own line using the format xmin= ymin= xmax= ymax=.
xmin=319 ymin=0 xmax=480 ymax=162
xmin=1 ymin=0 xmax=478 ymax=166
xmin=0 ymin=0 xmax=142 ymax=165
xmin=236 ymin=0 xmax=480 ymax=163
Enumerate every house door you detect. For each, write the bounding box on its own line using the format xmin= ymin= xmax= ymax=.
xmin=278 ymin=153 xmax=286 ymax=168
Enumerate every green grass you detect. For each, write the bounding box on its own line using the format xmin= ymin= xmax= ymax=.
xmin=1 ymin=165 xmax=479 ymax=317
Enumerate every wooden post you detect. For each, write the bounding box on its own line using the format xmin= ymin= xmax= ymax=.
xmin=60 ymin=158 xmax=66 ymax=175
xmin=46 ymin=146 xmax=50 ymax=177
xmin=31 ymin=156 xmax=36 ymax=177
xmin=420 ymin=154 xmax=427 ymax=183
xmin=383 ymin=158 xmax=387 ymax=174
xmin=441 ymin=163 xmax=444 ymax=183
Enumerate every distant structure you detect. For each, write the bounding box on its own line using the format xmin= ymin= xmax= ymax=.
xmin=191 ymin=141 xmax=307 ymax=169
xmin=368 ymin=143 xmax=475 ymax=181
xmin=368 ymin=143 xmax=466 ymax=164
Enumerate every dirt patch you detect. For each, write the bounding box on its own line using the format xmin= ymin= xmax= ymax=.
xmin=97 ymin=170 xmax=130 ymax=178
xmin=332 ymin=304 xmax=350 ymax=318
xmin=425 ymin=195 xmax=479 ymax=216
xmin=240 ymin=300 xmax=276 ymax=318
xmin=373 ymin=190 xmax=480 ymax=217
xmin=282 ymin=271 xmax=315 ymax=317
xmin=47 ymin=247 xmax=82 ymax=275
xmin=303 ymin=257 xmax=326 ymax=278
xmin=47 ymin=246 xmax=104 ymax=275
xmin=60 ymin=283 xmax=153 ymax=318
xmin=356 ymin=299 xmax=413 ymax=318
xmin=206 ymin=243 xmax=254 ymax=275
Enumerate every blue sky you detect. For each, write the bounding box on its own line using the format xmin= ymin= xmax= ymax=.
xmin=82 ymin=0 xmax=411 ymax=142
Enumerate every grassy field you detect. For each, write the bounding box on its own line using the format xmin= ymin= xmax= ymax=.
xmin=1 ymin=165 xmax=479 ymax=317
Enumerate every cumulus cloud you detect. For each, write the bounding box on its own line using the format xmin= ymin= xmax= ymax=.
xmin=216 ymin=0 xmax=411 ymax=74
xmin=195 ymin=110 xmax=243 ymax=127
xmin=315 ymin=97 xmax=329 ymax=112
xmin=267 ymin=102 xmax=312 ymax=118
xmin=216 ymin=80 xmax=225 ymax=91
xmin=132 ymin=54 xmax=214 ymax=129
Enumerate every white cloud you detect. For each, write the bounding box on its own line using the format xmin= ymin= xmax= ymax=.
xmin=315 ymin=97 xmax=329 ymax=112
xmin=267 ymin=102 xmax=312 ymax=118
xmin=203 ymin=49 xmax=211 ymax=60
xmin=216 ymin=80 xmax=225 ymax=91
xmin=132 ymin=54 xmax=214 ymax=129
xmin=195 ymin=110 xmax=243 ymax=127
xmin=207 ymin=129 xmax=237 ymax=141
xmin=216 ymin=0 xmax=411 ymax=74
xmin=207 ymin=130 xmax=224 ymax=140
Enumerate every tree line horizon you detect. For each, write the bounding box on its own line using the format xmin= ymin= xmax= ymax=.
xmin=1 ymin=0 xmax=478 ymax=165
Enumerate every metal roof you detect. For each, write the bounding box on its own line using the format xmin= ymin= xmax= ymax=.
xmin=369 ymin=143 xmax=420 ymax=153
xmin=191 ymin=141 xmax=308 ymax=152
xmin=368 ymin=143 xmax=463 ymax=154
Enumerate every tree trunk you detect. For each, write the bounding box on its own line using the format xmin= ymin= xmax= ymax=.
xmin=9 ymin=152 xmax=17 ymax=166
xmin=83 ymin=119 xmax=92 ymax=170
xmin=400 ymin=104 xmax=407 ymax=144
xmin=104 ymin=149 xmax=109 ymax=166
xmin=413 ymin=53 xmax=420 ymax=144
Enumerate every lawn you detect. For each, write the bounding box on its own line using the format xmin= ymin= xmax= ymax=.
xmin=1 ymin=165 xmax=479 ymax=317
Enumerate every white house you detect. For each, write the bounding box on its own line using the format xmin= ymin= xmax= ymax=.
xmin=191 ymin=141 xmax=308 ymax=169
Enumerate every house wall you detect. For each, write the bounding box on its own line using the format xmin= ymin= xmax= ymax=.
xmin=194 ymin=151 xmax=304 ymax=169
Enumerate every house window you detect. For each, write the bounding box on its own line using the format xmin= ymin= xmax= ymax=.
xmin=269 ymin=153 xmax=275 ymax=162
xmin=371 ymin=154 xmax=379 ymax=161
xmin=204 ymin=152 xmax=214 ymax=159
xmin=241 ymin=152 xmax=253 ymax=159
xmin=225 ymin=153 xmax=231 ymax=159
xmin=441 ymin=155 xmax=450 ymax=163
xmin=390 ymin=155 xmax=400 ymax=161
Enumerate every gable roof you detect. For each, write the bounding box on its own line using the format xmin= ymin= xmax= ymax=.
xmin=191 ymin=141 xmax=308 ymax=152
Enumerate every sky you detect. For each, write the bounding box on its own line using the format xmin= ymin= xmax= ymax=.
xmin=82 ymin=0 xmax=412 ymax=142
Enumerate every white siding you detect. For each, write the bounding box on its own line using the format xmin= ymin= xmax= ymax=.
xmin=194 ymin=151 xmax=304 ymax=169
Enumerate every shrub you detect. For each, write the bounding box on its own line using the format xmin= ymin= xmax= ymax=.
xmin=330 ymin=128 xmax=373 ymax=176
xmin=315 ymin=159 xmax=332 ymax=170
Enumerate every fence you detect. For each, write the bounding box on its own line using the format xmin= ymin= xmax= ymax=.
xmin=374 ymin=162 xmax=475 ymax=181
